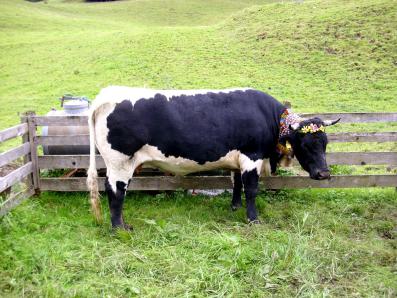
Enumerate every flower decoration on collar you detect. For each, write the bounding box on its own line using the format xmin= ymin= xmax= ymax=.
xmin=300 ymin=123 xmax=325 ymax=134
xmin=279 ymin=109 xmax=304 ymax=138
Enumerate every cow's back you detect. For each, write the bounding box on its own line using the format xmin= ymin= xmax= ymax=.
xmin=94 ymin=87 xmax=284 ymax=165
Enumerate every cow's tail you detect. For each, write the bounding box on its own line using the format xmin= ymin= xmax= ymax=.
xmin=87 ymin=108 xmax=102 ymax=224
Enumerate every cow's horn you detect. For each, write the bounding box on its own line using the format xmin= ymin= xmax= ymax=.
xmin=323 ymin=118 xmax=341 ymax=126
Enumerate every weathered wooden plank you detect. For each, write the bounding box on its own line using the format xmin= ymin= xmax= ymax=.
xmin=34 ymin=132 xmax=397 ymax=149
xmin=0 ymin=187 xmax=35 ymax=217
xmin=0 ymin=143 xmax=30 ymax=168
xmin=36 ymin=135 xmax=89 ymax=146
xmin=32 ymin=115 xmax=88 ymax=126
xmin=27 ymin=114 xmax=40 ymax=192
xmin=30 ymin=112 xmax=397 ymax=128
xmin=38 ymin=155 xmax=105 ymax=169
xmin=327 ymin=132 xmax=397 ymax=143
xmin=0 ymin=123 xmax=29 ymax=143
xmin=326 ymin=152 xmax=397 ymax=165
xmin=0 ymin=162 xmax=33 ymax=193
xmin=301 ymin=112 xmax=397 ymax=123
xmin=20 ymin=116 xmax=33 ymax=190
xmin=262 ymin=175 xmax=397 ymax=188
xmin=33 ymin=131 xmax=397 ymax=147
xmin=39 ymin=174 xmax=397 ymax=191
xmin=40 ymin=176 xmax=231 ymax=191
xmin=281 ymin=152 xmax=397 ymax=166
xmin=37 ymin=152 xmax=397 ymax=170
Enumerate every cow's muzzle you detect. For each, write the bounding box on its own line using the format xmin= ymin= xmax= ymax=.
xmin=312 ymin=170 xmax=331 ymax=180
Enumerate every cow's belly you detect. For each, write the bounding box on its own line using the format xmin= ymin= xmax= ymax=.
xmin=135 ymin=145 xmax=271 ymax=176
xmin=136 ymin=145 xmax=241 ymax=176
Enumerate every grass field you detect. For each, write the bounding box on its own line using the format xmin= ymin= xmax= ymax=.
xmin=1 ymin=0 xmax=396 ymax=296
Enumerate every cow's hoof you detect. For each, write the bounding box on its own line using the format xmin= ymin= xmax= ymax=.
xmin=248 ymin=219 xmax=261 ymax=225
xmin=123 ymin=223 xmax=133 ymax=231
xmin=231 ymin=203 xmax=242 ymax=211
xmin=112 ymin=223 xmax=133 ymax=231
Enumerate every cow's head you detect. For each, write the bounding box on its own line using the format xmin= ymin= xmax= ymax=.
xmin=279 ymin=117 xmax=340 ymax=180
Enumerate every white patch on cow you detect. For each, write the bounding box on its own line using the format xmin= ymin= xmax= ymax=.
xmin=91 ymin=86 xmax=251 ymax=117
xmin=135 ymin=146 xmax=272 ymax=177
xmin=134 ymin=145 xmax=241 ymax=176
xmin=239 ymin=154 xmax=264 ymax=176
xmin=93 ymin=106 xmax=135 ymax=193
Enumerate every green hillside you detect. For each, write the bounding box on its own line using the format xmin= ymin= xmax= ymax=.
xmin=0 ymin=0 xmax=396 ymax=130
xmin=220 ymin=0 xmax=397 ymax=111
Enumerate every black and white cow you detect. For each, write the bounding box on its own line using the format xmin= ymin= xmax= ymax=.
xmin=87 ymin=86 xmax=339 ymax=229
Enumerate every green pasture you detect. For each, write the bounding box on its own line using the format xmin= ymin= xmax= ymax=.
xmin=1 ymin=0 xmax=396 ymax=296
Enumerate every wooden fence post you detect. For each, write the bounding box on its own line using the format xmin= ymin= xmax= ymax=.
xmin=20 ymin=113 xmax=33 ymax=191
xmin=26 ymin=112 xmax=40 ymax=195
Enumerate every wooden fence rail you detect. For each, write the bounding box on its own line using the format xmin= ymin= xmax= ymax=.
xmin=301 ymin=112 xmax=397 ymax=123
xmin=327 ymin=132 xmax=397 ymax=143
xmin=34 ymin=131 xmax=397 ymax=146
xmin=39 ymin=174 xmax=397 ymax=191
xmin=0 ymin=187 xmax=35 ymax=217
xmin=0 ymin=123 xmax=28 ymax=143
xmin=0 ymin=162 xmax=33 ymax=193
xmin=29 ymin=112 xmax=397 ymax=126
xmin=37 ymin=152 xmax=397 ymax=169
xmin=1 ymin=112 xmax=397 ymax=216
xmin=0 ymin=143 xmax=30 ymax=168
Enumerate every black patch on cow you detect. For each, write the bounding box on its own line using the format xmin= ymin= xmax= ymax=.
xmin=106 ymin=89 xmax=285 ymax=165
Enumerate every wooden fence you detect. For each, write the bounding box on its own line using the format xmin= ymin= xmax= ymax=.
xmin=0 ymin=113 xmax=36 ymax=216
xmin=1 ymin=112 xmax=396 ymax=215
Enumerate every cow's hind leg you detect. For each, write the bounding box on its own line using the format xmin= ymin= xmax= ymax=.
xmin=239 ymin=154 xmax=262 ymax=224
xmin=105 ymin=159 xmax=136 ymax=230
xmin=242 ymin=169 xmax=260 ymax=224
xmin=231 ymin=171 xmax=243 ymax=211
xmin=105 ymin=177 xmax=131 ymax=230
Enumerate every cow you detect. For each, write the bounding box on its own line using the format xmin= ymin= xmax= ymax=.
xmin=87 ymin=86 xmax=340 ymax=229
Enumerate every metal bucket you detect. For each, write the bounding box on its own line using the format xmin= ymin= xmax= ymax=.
xmin=42 ymin=95 xmax=90 ymax=155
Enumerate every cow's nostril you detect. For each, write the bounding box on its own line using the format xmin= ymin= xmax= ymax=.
xmin=318 ymin=170 xmax=330 ymax=179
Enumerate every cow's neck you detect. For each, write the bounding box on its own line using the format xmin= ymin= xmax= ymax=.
xmin=279 ymin=109 xmax=303 ymax=139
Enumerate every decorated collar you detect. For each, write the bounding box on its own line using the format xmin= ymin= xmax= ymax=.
xmin=277 ymin=109 xmax=301 ymax=156
xmin=279 ymin=109 xmax=303 ymax=139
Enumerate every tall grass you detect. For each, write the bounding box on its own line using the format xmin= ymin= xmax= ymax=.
xmin=1 ymin=189 xmax=396 ymax=296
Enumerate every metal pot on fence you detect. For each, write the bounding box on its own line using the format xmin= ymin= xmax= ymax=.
xmin=42 ymin=95 xmax=90 ymax=155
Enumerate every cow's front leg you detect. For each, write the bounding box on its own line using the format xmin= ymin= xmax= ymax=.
xmin=231 ymin=171 xmax=243 ymax=211
xmin=242 ymin=169 xmax=260 ymax=224
xmin=105 ymin=177 xmax=131 ymax=230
